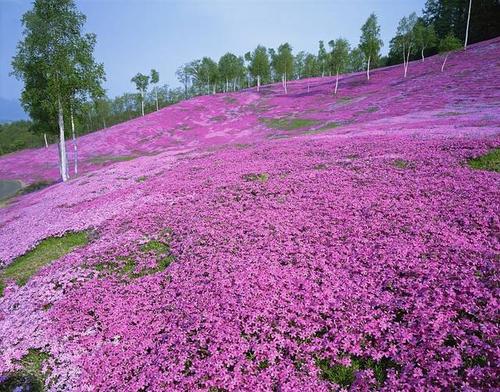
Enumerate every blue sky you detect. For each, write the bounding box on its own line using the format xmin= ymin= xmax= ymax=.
xmin=0 ymin=0 xmax=426 ymax=115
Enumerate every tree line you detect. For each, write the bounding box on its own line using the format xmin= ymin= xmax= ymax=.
xmin=7 ymin=0 xmax=499 ymax=181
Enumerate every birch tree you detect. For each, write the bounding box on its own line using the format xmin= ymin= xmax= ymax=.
xmin=245 ymin=45 xmax=270 ymax=92
xmin=12 ymin=0 xmax=104 ymax=182
xmin=150 ymin=69 xmax=160 ymax=111
xmin=329 ymin=38 xmax=350 ymax=94
xmin=176 ymin=64 xmax=191 ymax=99
xmin=439 ymin=32 xmax=461 ymax=72
xmin=131 ymin=73 xmax=149 ymax=116
xmin=272 ymin=43 xmax=294 ymax=94
xmin=218 ymin=53 xmax=239 ymax=92
xmin=317 ymin=41 xmax=328 ymax=77
xmin=394 ymin=13 xmax=417 ymax=77
xmin=413 ymin=22 xmax=437 ymax=62
xmin=359 ymin=13 xmax=383 ymax=81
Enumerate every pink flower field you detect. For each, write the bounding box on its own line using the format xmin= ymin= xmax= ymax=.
xmin=0 ymin=39 xmax=499 ymax=391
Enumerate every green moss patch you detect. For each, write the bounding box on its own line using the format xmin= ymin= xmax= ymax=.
xmin=260 ymin=117 xmax=320 ymax=131
xmin=242 ymin=173 xmax=269 ymax=182
xmin=392 ymin=159 xmax=413 ymax=169
xmin=1 ymin=349 xmax=50 ymax=391
xmin=0 ymin=231 xmax=89 ymax=296
xmin=93 ymin=233 xmax=174 ymax=279
xmin=317 ymin=355 xmax=399 ymax=388
xmin=468 ymin=148 xmax=499 ymax=172
xmin=88 ymin=155 xmax=136 ymax=164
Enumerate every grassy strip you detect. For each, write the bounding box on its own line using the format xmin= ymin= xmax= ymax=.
xmin=0 ymin=231 xmax=89 ymax=296
xmin=468 ymin=148 xmax=499 ymax=172
xmin=260 ymin=117 xmax=320 ymax=131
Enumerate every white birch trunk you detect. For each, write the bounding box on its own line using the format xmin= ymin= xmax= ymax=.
xmin=44 ymin=133 xmax=48 ymax=148
xmin=366 ymin=56 xmax=371 ymax=80
xmin=464 ymin=0 xmax=472 ymax=50
xmin=421 ymin=48 xmax=425 ymax=62
xmin=335 ymin=70 xmax=339 ymax=94
xmin=57 ymin=97 xmax=69 ymax=182
xmin=404 ymin=46 xmax=411 ymax=77
xmin=155 ymin=87 xmax=159 ymax=111
xmin=141 ymin=91 xmax=145 ymax=116
xmin=257 ymin=75 xmax=260 ymax=92
xmin=284 ymin=72 xmax=287 ymax=94
xmin=70 ymin=106 xmax=78 ymax=175
xmin=441 ymin=53 xmax=449 ymax=72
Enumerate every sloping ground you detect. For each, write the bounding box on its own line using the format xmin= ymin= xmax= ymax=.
xmin=0 ymin=39 xmax=498 ymax=391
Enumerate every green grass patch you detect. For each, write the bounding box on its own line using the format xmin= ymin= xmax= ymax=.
xmin=210 ymin=115 xmax=227 ymax=122
xmin=317 ymin=356 xmax=399 ymax=388
xmin=223 ymin=96 xmax=238 ymax=104
xmin=135 ymin=175 xmax=148 ymax=183
xmin=1 ymin=349 xmax=50 ymax=391
xmin=18 ymin=180 xmax=54 ymax=195
xmin=89 ymin=155 xmax=136 ymax=164
xmin=93 ymin=234 xmax=174 ymax=279
xmin=0 ymin=231 xmax=89 ymax=296
xmin=393 ymin=159 xmax=412 ymax=169
xmin=337 ymin=96 xmax=353 ymax=104
xmin=260 ymin=117 xmax=320 ymax=131
xmin=467 ymin=148 xmax=499 ymax=172
xmin=242 ymin=173 xmax=269 ymax=182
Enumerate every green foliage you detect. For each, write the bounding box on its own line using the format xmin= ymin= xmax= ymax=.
xmin=359 ymin=13 xmax=383 ymax=65
xmin=423 ymin=0 xmax=500 ymax=45
xmin=413 ymin=21 xmax=437 ymax=56
xmin=329 ymin=38 xmax=351 ymax=74
xmin=271 ymin=43 xmax=294 ymax=78
xmin=303 ymin=53 xmax=320 ymax=77
xmin=439 ymin=32 xmax=462 ymax=54
xmin=347 ymin=47 xmax=365 ymax=72
xmin=0 ymin=231 xmax=89 ymax=296
xmin=317 ymin=40 xmax=329 ymax=75
xmin=11 ymin=0 xmax=105 ymax=137
xmin=0 ymin=120 xmax=45 ymax=155
xmin=131 ymin=73 xmax=150 ymax=94
xmin=467 ymin=148 xmax=499 ymax=172
xmin=150 ymin=69 xmax=159 ymax=85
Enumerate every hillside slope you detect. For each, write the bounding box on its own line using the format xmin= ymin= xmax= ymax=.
xmin=0 ymin=39 xmax=499 ymax=391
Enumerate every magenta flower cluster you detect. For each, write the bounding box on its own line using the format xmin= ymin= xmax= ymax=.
xmin=0 ymin=38 xmax=499 ymax=391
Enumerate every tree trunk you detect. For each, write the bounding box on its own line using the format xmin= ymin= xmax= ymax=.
xmin=44 ymin=133 xmax=48 ymax=148
xmin=441 ymin=53 xmax=449 ymax=72
xmin=57 ymin=97 xmax=69 ymax=182
xmin=366 ymin=56 xmax=371 ymax=80
xmin=70 ymin=106 xmax=78 ymax=176
xmin=257 ymin=75 xmax=260 ymax=92
xmin=141 ymin=91 xmax=145 ymax=116
xmin=335 ymin=69 xmax=339 ymax=94
xmin=421 ymin=47 xmax=425 ymax=62
xmin=464 ymin=0 xmax=472 ymax=50
xmin=404 ymin=47 xmax=411 ymax=77
xmin=284 ymin=72 xmax=287 ymax=94
xmin=155 ymin=87 xmax=159 ymax=111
